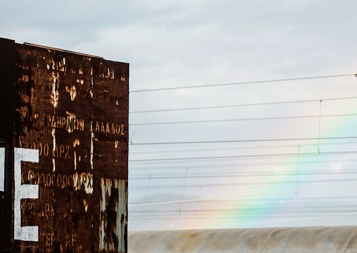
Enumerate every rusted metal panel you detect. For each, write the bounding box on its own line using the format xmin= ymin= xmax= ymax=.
xmin=0 ymin=37 xmax=15 ymax=252
xmin=0 ymin=38 xmax=129 ymax=253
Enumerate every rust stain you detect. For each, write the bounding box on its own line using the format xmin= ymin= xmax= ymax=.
xmin=0 ymin=38 xmax=129 ymax=252
xmin=100 ymin=178 xmax=128 ymax=253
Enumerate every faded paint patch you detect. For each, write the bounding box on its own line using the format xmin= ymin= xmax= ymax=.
xmin=83 ymin=199 xmax=89 ymax=212
xmin=65 ymin=85 xmax=77 ymax=101
xmin=90 ymin=124 xmax=94 ymax=170
xmin=51 ymin=72 xmax=59 ymax=108
xmin=14 ymin=148 xmax=39 ymax=242
xmin=73 ymin=172 xmax=93 ymax=194
xmin=51 ymin=128 xmax=56 ymax=172
xmin=73 ymin=138 xmax=80 ymax=171
xmin=100 ymin=178 xmax=127 ymax=253
xmin=0 ymin=147 xmax=4 ymax=192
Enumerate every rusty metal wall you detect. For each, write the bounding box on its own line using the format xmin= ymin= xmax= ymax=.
xmin=0 ymin=37 xmax=15 ymax=252
xmin=0 ymin=38 xmax=129 ymax=253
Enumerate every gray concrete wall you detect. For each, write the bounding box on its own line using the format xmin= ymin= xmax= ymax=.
xmin=129 ymin=227 xmax=357 ymax=252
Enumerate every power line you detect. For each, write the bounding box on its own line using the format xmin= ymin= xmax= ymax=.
xmin=129 ymin=213 xmax=357 ymax=220
xmin=130 ymin=96 xmax=357 ymax=114
xmin=129 ymin=196 xmax=357 ymax=205
xmin=130 ymin=73 xmax=355 ymax=93
xmin=131 ymin=206 xmax=357 ymax=213
xmin=129 ymin=158 xmax=357 ymax=170
xmin=129 ymin=140 xmax=357 ymax=155
xmin=129 ymin=150 xmax=357 ymax=163
xmin=131 ymin=178 xmax=357 ymax=190
xmin=130 ymin=170 xmax=357 ymax=180
xmin=128 ymin=184 xmax=357 ymax=207
xmin=130 ymin=136 xmax=357 ymax=146
xmin=131 ymin=113 xmax=357 ymax=126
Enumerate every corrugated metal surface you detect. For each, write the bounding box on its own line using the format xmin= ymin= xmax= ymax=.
xmin=0 ymin=37 xmax=129 ymax=253
xmin=129 ymin=227 xmax=357 ymax=252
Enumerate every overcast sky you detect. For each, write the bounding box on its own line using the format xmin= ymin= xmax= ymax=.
xmin=1 ymin=0 xmax=357 ymax=231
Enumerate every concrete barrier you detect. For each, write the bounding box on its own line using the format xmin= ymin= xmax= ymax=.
xmin=129 ymin=226 xmax=357 ymax=252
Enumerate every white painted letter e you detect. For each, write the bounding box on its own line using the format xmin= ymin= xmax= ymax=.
xmin=14 ymin=148 xmax=39 ymax=242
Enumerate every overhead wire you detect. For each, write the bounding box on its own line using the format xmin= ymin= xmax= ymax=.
xmin=129 ymin=140 xmax=357 ymax=155
xmin=130 ymin=73 xmax=355 ymax=93
xmin=129 ymin=150 xmax=357 ymax=163
xmin=131 ymin=205 xmax=357 ymax=212
xmin=130 ymin=136 xmax=357 ymax=146
xmin=131 ymin=178 xmax=357 ymax=190
xmin=130 ymin=96 xmax=357 ymax=114
xmin=131 ymin=113 xmax=357 ymax=126
xmin=129 ymin=74 xmax=357 ymax=223
xmin=129 ymin=158 xmax=357 ymax=170
xmin=129 ymin=196 xmax=357 ymax=206
xmin=129 ymin=213 xmax=357 ymax=219
xmin=130 ymin=170 xmax=357 ymax=180
xmin=129 ymin=184 xmax=357 ymax=207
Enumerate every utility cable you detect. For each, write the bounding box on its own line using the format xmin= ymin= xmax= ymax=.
xmin=128 ymin=184 xmax=357 ymax=207
xmin=129 ymin=140 xmax=357 ymax=155
xmin=130 ymin=170 xmax=357 ymax=180
xmin=131 ymin=178 xmax=357 ymax=189
xmin=131 ymin=113 xmax=357 ymax=126
xmin=129 ymin=159 xmax=357 ymax=170
xmin=130 ymin=136 xmax=357 ymax=146
xmin=130 ymin=73 xmax=355 ymax=93
xmin=129 ymin=150 xmax=357 ymax=163
xmin=130 ymin=96 xmax=357 ymax=114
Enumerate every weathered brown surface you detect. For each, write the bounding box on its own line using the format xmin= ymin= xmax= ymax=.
xmin=0 ymin=38 xmax=129 ymax=253
xmin=129 ymin=227 xmax=357 ymax=253
xmin=0 ymin=37 xmax=15 ymax=252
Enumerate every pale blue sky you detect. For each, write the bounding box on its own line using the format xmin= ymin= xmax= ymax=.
xmin=1 ymin=0 xmax=357 ymax=230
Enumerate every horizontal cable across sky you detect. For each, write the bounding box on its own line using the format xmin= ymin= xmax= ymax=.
xmin=130 ymin=95 xmax=357 ymax=114
xmin=128 ymin=184 xmax=357 ymax=207
xmin=131 ymin=113 xmax=357 ymax=126
xmin=130 ymin=73 xmax=355 ymax=93
xmin=128 ymin=72 xmax=357 ymax=226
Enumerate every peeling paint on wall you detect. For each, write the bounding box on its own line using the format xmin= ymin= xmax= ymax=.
xmin=73 ymin=172 xmax=93 ymax=194
xmin=100 ymin=178 xmax=128 ymax=253
xmin=0 ymin=38 xmax=129 ymax=252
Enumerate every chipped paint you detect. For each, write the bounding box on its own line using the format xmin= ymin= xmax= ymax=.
xmin=91 ymin=123 xmax=94 ymax=170
xmin=51 ymin=72 xmax=59 ymax=108
xmin=51 ymin=128 xmax=56 ymax=172
xmin=73 ymin=172 xmax=93 ymax=194
xmin=1 ymin=38 xmax=129 ymax=252
xmin=83 ymin=199 xmax=89 ymax=212
xmin=73 ymin=139 xmax=80 ymax=171
xmin=100 ymin=178 xmax=128 ymax=252
xmin=66 ymin=85 xmax=77 ymax=101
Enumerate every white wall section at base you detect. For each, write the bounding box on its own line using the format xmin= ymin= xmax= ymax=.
xmin=14 ymin=148 xmax=39 ymax=242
